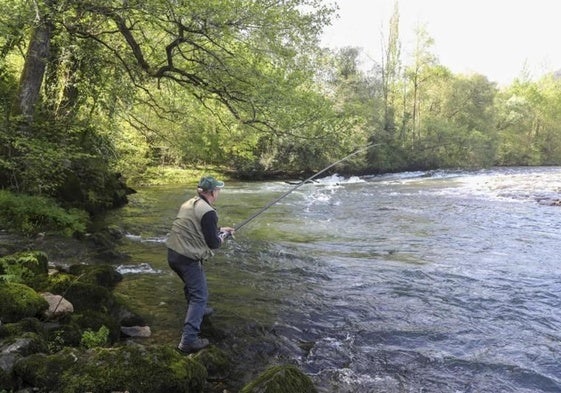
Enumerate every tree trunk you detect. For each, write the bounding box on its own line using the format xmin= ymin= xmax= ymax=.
xmin=12 ymin=12 xmax=52 ymax=123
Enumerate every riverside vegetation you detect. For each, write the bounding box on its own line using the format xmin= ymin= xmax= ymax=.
xmin=0 ymin=246 xmax=317 ymax=393
xmin=1 ymin=0 xmax=561 ymax=391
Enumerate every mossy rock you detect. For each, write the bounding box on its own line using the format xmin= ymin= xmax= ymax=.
xmin=45 ymin=321 xmax=82 ymax=349
xmin=45 ymin=272 xmax=76 ymax=293
xmin=0 ymin=367 xmax=15 ymax=391
xmin=240 ymin=365 xmax=317 ymax=393
xmin=70 ymin=311 xmax=120 ymax=343
xmin=67 ymin=263 xmax=123 ymax=289
xmin=192 ymin=346 xmax=231 ymax=380
xmin=60 ymin=345 xmax=207 ymax=393
xmin=54 ymin=281 xmax=116 ymax=313
xmin=1 ymin=332 xmax=48 ymax=356
xmin=0 ymin=317 xmax=43 ymax=338
xmin=0 ymin=282 xmax=49 ymax=323
xmin=13 ymin=347 xmax=82 ymax=389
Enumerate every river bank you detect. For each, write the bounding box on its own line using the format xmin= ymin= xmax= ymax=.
xmin=0 ymin=227 xmax=318 ymax=393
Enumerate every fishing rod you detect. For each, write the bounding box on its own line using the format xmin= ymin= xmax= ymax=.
xmin=232 ymin=142 xmax=377 ymax=232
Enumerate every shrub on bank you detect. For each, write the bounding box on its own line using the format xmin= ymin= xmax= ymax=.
xmin=0 ymin=190 xmax=88 ymax=237
xmin=0 ymin=251 xmax=49 ymax=288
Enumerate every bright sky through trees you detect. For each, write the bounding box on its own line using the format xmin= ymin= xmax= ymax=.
xmin=321 ymin=0 xmax=560 ymax=85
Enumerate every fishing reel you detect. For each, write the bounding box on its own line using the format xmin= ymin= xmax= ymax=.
xmin=218 ymin=230 xmax=233 ymax=241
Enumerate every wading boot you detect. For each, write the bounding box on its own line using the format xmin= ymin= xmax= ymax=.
xmin=176 ymin=338 xmax=209 ymax=355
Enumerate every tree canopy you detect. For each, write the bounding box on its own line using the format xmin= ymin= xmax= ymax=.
xmin=1 ymin=0 xmax=561 ymax=217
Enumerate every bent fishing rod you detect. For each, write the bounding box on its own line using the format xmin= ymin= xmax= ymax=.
xmin=232 ymin=142 xmax=377 ymax=232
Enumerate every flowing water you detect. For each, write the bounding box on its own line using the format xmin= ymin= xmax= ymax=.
xmin=103 ymin=167 xmax=561 ymax=392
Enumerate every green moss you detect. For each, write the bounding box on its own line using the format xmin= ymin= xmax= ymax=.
xmin=45 ymin=321 xmax=82 ymax=349
xmin=45 ymin=271 xmax=76 ymax=293
xmin=192 ymin=346 xmax=231 ymax=380
xmin=13 ymin=348 xmax=82 ymax=388
xmin=0 ymin=282 xmax=48 ymax=323
xmin=80 ymin=325 xmax=110 ymax=349
xmin=240 ymin=365 xmax=317 ymax=393
xmin=53 ymin=281 xmax=115 ymax=313
xmin=0 ymin=317 xmax=43 ymax=338
xmin=0 ymin=366 xmax=15 ymax=391
xmin=70 ymin=311 xmax=120 ymax=343
xmin=68 ymin=263 xmax=123 ymax=289
xmin=9 ymin=332 xmax=49 ymax=356
xmin=59 ymin=345 xmax=207 ymax=393
xmin=14 ymin=345 xmax=208 ymax=393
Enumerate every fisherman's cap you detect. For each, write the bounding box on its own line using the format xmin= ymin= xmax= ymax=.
xmin=198 ymin=176 xmax=225 ymax=191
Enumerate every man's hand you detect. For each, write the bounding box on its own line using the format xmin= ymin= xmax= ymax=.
xmin=218 ymin=227 xmax=236 ymax=242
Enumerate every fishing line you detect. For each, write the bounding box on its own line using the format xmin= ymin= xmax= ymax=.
xmin=233 ymin=142 xmax=377 ymax=231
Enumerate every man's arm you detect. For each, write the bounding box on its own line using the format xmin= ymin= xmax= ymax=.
xmin=201 ymin=210 xmax=221 ymax=249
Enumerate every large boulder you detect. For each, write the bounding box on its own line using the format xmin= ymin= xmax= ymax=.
xmin=192 ymin=346 xmax=231 ymax=381
xmin=0 ymin=318 xmax=44 ymax=339
xmin=13 ymin=348 xmax=82 ymax=389
xmin=14 ymin=345 xmax=207 ymax=393
xmin=41 ymin=292 xmax=74 ymax=319
xmin=0 ymin=283 xmax=49 ymax=323
xmin=67 ymin=263 xmax=123 ymax=288
xmin=48 ymin=281 xmax=116 ymax=314
xmin=240 ymin=364 xmax=317 ymax=393
xmin=0 ymin=332 xmax=49 ymax=390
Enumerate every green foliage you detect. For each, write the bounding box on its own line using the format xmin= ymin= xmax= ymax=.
xmin=0 ymin=259 xmax=34 ymax=284
xmin=0 ymin=190 xmax=88 ymax=236
xmin=134 ymin=166 xmax=221 ymax=187
xmin=2 ymin=0 xmax=561 ymax=205
xmin=0 ymin=251 xmax=48 ymax=289
xmin=47 ymin=330 xmax=67 ymax=354
xmin=58 ymin=346 xmax=207 ymax=393
xmin=80 ymin=325 xmax=109 ymax=349
xmin=495 ymin=75 xmax=561 ymax=166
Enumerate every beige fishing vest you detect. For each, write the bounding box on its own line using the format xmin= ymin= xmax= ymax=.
xmin=166 ymin=196 xmax=216 ymax=261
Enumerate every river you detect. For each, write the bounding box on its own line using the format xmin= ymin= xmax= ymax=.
xmin=103 ymin=166 xmax=561 ymax=392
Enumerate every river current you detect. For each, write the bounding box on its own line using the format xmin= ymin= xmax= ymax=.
xmin=105 ymin=167 xmax=561 ymax=392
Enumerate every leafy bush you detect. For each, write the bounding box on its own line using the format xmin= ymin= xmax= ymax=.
xmin=0 ymin=251 xmax=48 ymax=288
xmin=0 ymin=190 xmax=88 ymax=236
xmin=80 ymin=325 xmax=110 ymax=349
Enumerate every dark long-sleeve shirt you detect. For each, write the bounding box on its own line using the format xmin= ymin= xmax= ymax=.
xmin=201 ymin=209 xmax=221 ymax=249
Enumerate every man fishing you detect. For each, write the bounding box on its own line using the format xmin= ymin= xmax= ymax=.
xmin=166 ymin=176 xmax=235 ymax=354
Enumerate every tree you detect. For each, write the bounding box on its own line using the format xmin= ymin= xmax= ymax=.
xmin=1 ymin=0 xmax=337 ymax=205
xmin=380 ymin=0 xmax=401 ymax=135
xmin=420 ymin=72 xmax=498 ymax=167
xmin=496 ymin=74 xmax=561 ymax=165
xmin=405 ymin=23 xmax=437 ymax=141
